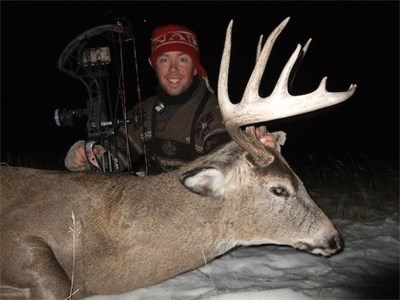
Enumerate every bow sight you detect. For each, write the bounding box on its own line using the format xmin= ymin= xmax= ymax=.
xmin=54 ymin=18 xmax=137 ymax=173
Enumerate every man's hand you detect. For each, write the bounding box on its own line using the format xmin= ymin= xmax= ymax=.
xmin=258 ymin=133 xmax=277 ymax=149
xmin=255 ymin=126 xmax=286 ymax=152
xmin=64 ymin=140 xmax=104 ymax=171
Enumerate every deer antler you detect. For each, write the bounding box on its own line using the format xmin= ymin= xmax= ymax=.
xmin=218 ymin=17 xmax=357 ymax=166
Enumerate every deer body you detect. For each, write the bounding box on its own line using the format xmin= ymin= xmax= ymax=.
xmin=0 ymin=163 xmax=221 ymax=296
xmin=1 ymin=142 xmax=341 ymax=298
xmin=0 ymin=18 xmax=356 ymax=299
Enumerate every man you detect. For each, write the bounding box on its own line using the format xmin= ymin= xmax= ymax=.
xmin=65 ymin=24 xmax=277 ymax=174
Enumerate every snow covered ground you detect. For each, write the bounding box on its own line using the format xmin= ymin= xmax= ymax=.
xmin=88 ymin=211 xmax=399 ymax=300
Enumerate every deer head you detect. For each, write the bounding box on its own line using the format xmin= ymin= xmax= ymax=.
xmin=181 ymin=17 xmax=357 ymax=256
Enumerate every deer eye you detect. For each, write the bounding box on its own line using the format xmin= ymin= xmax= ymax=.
xmin=270 ymin=186 xmax=287 ymax=197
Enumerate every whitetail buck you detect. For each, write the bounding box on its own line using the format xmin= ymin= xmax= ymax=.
xmin=0 ymin=18 xmax=356 ymax=299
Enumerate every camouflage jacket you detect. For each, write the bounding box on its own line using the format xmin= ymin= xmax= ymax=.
xmin=113 ymin=78 xmax=230 ymax=174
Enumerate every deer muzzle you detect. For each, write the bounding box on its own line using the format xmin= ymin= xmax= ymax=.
xmin=294 ymin=222 xmax=344 ymax=257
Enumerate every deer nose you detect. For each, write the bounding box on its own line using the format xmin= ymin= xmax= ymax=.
xmin=328 ymin=233 xmax=344 ymax=252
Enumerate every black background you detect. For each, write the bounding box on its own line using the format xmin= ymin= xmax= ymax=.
xmin=1 ymin=1 xmax=398 ymax=170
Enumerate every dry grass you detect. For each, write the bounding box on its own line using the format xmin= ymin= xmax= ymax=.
xmin=292 ymin=152 xmax=399 ymax=221
xmin=66 ymin=211 xmax=80 ymax=300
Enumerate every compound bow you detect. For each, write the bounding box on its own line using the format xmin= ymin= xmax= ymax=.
xmin=55 ymin=18 xmax=140 ymax=173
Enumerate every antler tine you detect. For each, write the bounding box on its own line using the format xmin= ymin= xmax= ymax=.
xmin=256 ymin=35 xmax=264 ymax=61
xmin=271 ymin=43 xmax=306 ymax=99
xmin=242 ymin=17 xmax=290 ymax=104
xmin=288 ymin=38 xmax=311 ymax=90
xmin=218 ymin=19 xmax=235 ymax=118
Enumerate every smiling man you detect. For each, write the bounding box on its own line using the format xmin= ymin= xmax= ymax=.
xmin=64 ymin=24 xmax=276 ymax=174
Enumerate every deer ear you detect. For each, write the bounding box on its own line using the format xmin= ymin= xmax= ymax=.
xmin=180 ymin=167 xmax=225 ymax=197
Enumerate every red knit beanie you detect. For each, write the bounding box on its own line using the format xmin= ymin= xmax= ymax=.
xmin=149 ymin=24 xmax=208 ymax=78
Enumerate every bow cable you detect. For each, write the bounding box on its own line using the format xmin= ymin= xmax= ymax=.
xmin=116 ymin=18 xmax=149 ymax=176
xmin=115 ymin=23 xmax=133 ymax=173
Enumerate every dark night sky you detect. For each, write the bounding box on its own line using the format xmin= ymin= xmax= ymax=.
xmin=1 ymin=1 xmax=399 ymax=170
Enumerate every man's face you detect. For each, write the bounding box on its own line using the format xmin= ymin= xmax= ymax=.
xmin=154 ymin=51 xmax=197 ymax=96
